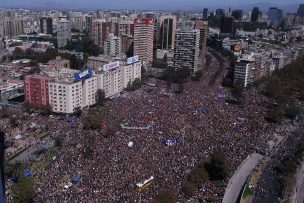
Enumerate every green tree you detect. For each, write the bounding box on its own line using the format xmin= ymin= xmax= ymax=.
xmin=9 ymin=117 xmax=19 ymax=128
xmin=175 ymin=67 xmax=191 ymax=83
xmin=205 ymin=151 xmax=229 ymax=181
xmin=164 ymin=67 xmax=175 ymax=88
xmin=232 ymin=80 xmax=245 ymax=104
xmin=127 ymin=78 xmax=143 ymax=91
xmin=29 ymin=59 xmax=38 ymax=67
xmin=183 ymin=182 xmax=196 ymax=197
xmin=284 ymin=106 xmax=301 ymax=120
xmin=73 ymin=107 xmax=82 ymax=117
xmin=12 ymin=176 xmax=35 ymax=203
xmin=188 ymin=166 xmax=208 ymax=185
xmin=96 ymin=89 xmax=105 ymax=106
xmin=152 ymin=189 xmax=177 ymax=203
xmin=193 ymin=70 xmax=203 ymax=81
xmin=29 ymin=67 xmax=41 ymax=74
xmin=82 ymin=107 xmax=105 ymax=130
xmin=12 ymin=47 xmax=24 ymax=59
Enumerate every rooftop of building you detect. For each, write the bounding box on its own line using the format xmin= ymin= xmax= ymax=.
xmin=24 ymin=74 xmax=51 ymax=80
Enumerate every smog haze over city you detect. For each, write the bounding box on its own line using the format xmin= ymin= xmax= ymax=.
xmin=1 ymin=0 xmax=304 ymax=10
xmin=0 ymin=0 xmax=304 ymax=203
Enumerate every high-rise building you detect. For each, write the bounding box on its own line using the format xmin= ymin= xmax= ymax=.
xmin=268 ymin=7 xmax=283 ymax=27
xmin=231 ymin=10 xmax=243 ymax=21
xmin=194 ymin=20 xmax=208 ymax=50
xmin=159 ymin=15 xmax=177 ymax=50
xmin=251 ymin=7 xmax=261 ymax=22
xmin=117 ymin=21 xmax=134 ymax=36
xmin=234 ymin=54 xmax=255 ymax=87
xmin=121 ymin=34 xmax=133 ymax=55
xmin=91 ymin=20 xmax=117 ymax=47
xmin=40 ymin=17 xmax=53 ymax=34
xmin=134 ymin=18 xmax=154 ymax=63
xmin=84 ymin=15 xmax=93 ymax=33
xmin=0 ymin=18 xmax=24 ymax=37
xmin=57 ymin=19 xmax=71 ymax=48
xmin=173 ymin=29 xmax=200 ymax=73
xmin=24 ymin=75 xmax=51 ymax=107
xmin=91 ymin=19 xmax=105 ymax=47
xmin=216 ymin=9 xmax=225 ymax=17
xmin=203 ymin=8 xmax=209 ymax=19
xmin=72 ymin=15 xmax=84 ymax=31
xmin=297 ymin=4 xmax=304 ymax=17
xmin=104 ymin=33 xmax=121 ymax=57
xmin=221 ymin=16 xmax=234 ymax=34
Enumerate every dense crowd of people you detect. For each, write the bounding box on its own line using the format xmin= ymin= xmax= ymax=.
xmin=5 ymin=55 xmax=279 ymax=202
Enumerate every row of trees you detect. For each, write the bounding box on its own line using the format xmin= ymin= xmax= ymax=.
xmin=5 ymin=161 xmax=35 ymax=202
xmin=264 ymin=58 xmax=304 ymax=122
xmin=64 ymin=36 xmax=103 ymax=57
xmin=275 ymin=143 xmax=304 ymax=197
xmin=152 ymin=152 xmax=229 ymax=202
xmin=182 ymin=151 xmax=229 ymax=198
xmin=126 ymin=78 xmax=143 ymax=91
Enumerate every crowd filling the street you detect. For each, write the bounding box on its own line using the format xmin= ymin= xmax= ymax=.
xmin=1 ymin=54 xmax=291 ymax=202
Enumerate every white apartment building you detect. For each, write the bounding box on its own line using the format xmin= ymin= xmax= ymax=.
xmin=87 ymin=55 xmax=120 ymax=70
xmin=96 ymin=59 xmax=141 ymax=98
xmin=47 ymin=68 xmax=97 ymax=114
xmin=122 ymin=60 xmax=142 ymax=88
xmin=48 ymin=81 xmax=83 ymax=113
xmin=57 ymin=19 xmax=71 ymax=48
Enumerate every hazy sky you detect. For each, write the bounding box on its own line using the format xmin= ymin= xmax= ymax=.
xmin=1 ymin=0 xmax=303 ymax=10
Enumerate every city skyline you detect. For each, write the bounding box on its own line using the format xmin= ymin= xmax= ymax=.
xmin=1 ymin=0 xmax=303 ymax=10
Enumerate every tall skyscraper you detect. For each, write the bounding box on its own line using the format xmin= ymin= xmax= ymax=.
xmin=134 ymin=18 xmax=154 ymax=63
xmin=84 ymin=15 xmax=93 ymax=33
xmin=234 ymin=54 xmax=255 ymax=87
xmin=104 ymin=33 xmax=121 ymax=57
xmin=173 ymin=29 xmax=200 ymax=73
xmin=159 ymin=15 xmax=177 ymax=50
xmin=40 ymin=17 xmax=53 ymax=34
xmin=216 ymin=8 xmax=225 ymax=17
xmin=57 ymin=19 xmax=71 ymax=48
xmin=121 ymin=34 xmax=133 ymax=55
xmin=203 ymin=8 xmax=209 ymax=19
xmin=194 ymin=20 xmax=208 ymax=51
xmin=221 ymin=16 xmax=234 ymax=34
xmin=251 ymin=7 xmax=261 ymax=22
xmin=91 ymin=19 xmax=105 ymax=47
xmin=0 ymin=18 xmax=24 ymax=37
xmin=231 ymin=10 xmax=243 ymax=21
xmin=91 ymin=20 xmax=117 ymax=47
xmin=297 ymin=4 xmax=304 ymax=17
xmin=268 ymin=7 xmax=283 ymax=27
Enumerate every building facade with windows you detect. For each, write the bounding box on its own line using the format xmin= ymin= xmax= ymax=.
xmin=173 ymin=29 xmax=200 ymax=73
xmin=134 ymin=18 xmax=154 ymax=63
xmin=24 ymin=75 xmax=51 ymax=107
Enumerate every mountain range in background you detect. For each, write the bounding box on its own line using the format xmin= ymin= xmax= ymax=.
xmin=0 ymin=0 xmax=301 ymax=13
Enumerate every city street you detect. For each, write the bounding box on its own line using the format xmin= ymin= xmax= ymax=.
xmin=223 ymin=153 xmax=263 ymax=203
